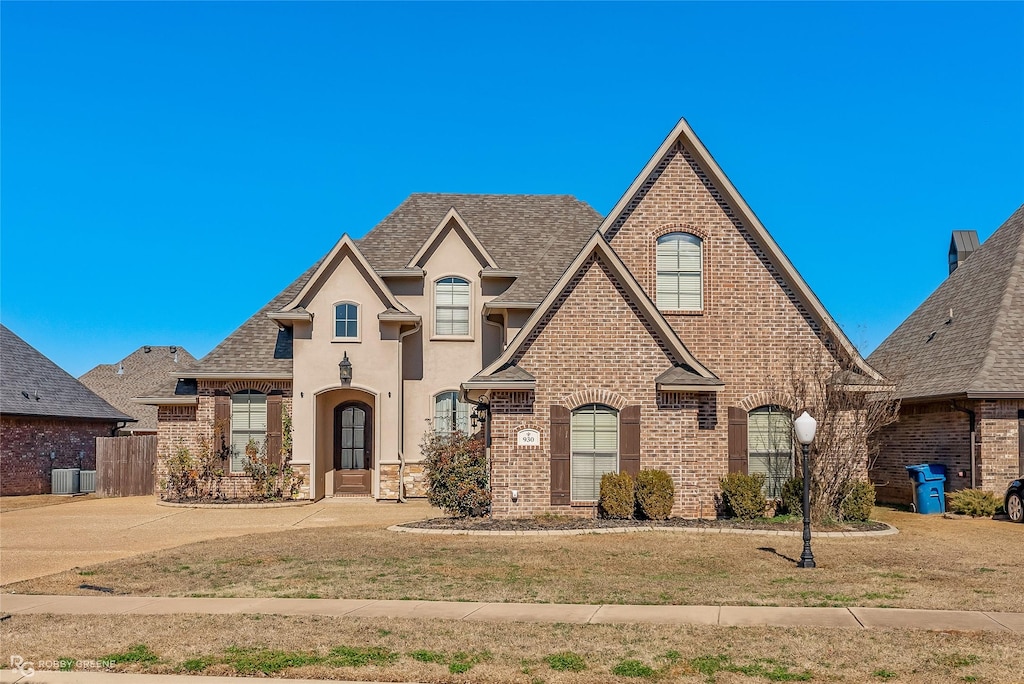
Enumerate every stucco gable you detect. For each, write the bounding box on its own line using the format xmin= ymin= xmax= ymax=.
xmin=601 ymin=118 xmax=883 ymax=383
xmin=406 ymin=207 xmax=499 ymax=270
xmin=278 ymin=234 xmax=409 ymax=316
xmin=471 ymin=233 xmax=721 ymax=390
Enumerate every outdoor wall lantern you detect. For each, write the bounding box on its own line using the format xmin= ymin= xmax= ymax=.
xmin=794 ymin=410 xmax=817 ymax=569
xmin=471 ymin=403 xmax=489 ymax=429
xmin=339 ymin=352 xmax=353 ymax=387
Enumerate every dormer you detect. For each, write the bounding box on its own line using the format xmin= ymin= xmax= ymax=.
xmin=948 ymin=230 xmax=980 ymax=275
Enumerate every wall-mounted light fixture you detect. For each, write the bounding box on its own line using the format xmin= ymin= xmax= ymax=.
xmin=339 ymin=352 xmax=353 ymax=386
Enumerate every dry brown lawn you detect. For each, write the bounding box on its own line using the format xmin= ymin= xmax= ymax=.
xmin=1 ymin=613 xmax=1018 ymax=683
xmin=7 ymin=506 xmax=1019 ymax=611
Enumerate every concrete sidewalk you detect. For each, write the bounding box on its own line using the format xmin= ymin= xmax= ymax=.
xmin=3 ymin=594 xmax=1022 ymax=633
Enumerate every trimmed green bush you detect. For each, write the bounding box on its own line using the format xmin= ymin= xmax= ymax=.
xmin=840 ymin=480 xmax=876 ymax=521
xmin=719 ymin=472 xmax=767 ymax=520
xmin=947 ymin=489 xmax=999 ymax=518
xmin=635 ymin=469 xmax=674 ymax=520
xmin=422 ymin=431 xmax=490 ymax=517
xmin=599 ymin=472 xmax=635 ymax=519
xmin=780 ymin=477 xmax=804 ymax=516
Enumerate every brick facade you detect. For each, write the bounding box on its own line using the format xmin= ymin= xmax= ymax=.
xmin=0 ymin=416 xmax=114 ymax=495
xmin=154 ymin=380 xmax=298 ymax=499
xmin=870 ymin=399 xmax=1023 ymax=504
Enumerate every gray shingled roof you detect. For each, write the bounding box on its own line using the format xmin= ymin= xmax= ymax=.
xmin=868 ymin=204 xmax=1024 ymax=400
xmin=166 ymin=195 xmax=600 ymax=385
xmin=191 ymin=265 xmax=317 ymax=376
xmin=79 ymin=346 xmax=196 ymax=430
xmin=0 ymin=325 xmax=135 ymax=422
xmin=358 ymin=194 xmax=602 ymax=302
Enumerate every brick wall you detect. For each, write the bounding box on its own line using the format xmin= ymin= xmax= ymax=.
xmin=154 ymin=380 xmax=296 ymax=499
xmin=869 ymin=399 xmax=1023 ymax=504
xmin=1 ymin=416 xmax=114 ymax=495
xmin=486 ymin=140 xmax=854 ymax=520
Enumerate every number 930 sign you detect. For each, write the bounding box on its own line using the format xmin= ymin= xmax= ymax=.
xmin=516 ymin=428 xmax=540 ymax=447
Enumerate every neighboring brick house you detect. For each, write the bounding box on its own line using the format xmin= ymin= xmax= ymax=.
xmin=141 ymin=119 xmax=885 ymax=516
xmin=868 ymin=205 xmax=1024 ymax=504
xmin=80 ymin=345 xmax=196 ymax=435
xmin=1 ymin=325 xmax=135 ymax=495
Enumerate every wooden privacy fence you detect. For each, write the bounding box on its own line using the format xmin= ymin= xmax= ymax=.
xmin=96 ymin=435 xmax=157 ymax=497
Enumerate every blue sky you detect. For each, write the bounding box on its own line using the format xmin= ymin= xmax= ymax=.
xmin=2 ymin=1 xmax=1022 ymax=377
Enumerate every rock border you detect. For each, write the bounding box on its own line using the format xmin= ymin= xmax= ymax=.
xmin=157 ymin=499 xmax=312 ymax=509
xmin=388 ymin=521 xmax=898 ymax=538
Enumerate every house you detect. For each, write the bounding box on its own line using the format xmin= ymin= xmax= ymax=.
xmin=1 ymin=325 xmax=135 ymax=495
xmin=80 ymin=345 xmax=196 ymax=435
xmin=867 ymin=205 xmax=1024 ymax=504
xmin=141 ymin=119 xmax=885 ymax=516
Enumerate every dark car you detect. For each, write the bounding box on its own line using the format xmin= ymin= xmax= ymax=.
xmin=1006 ymin=479 xmax=1024 ymax=523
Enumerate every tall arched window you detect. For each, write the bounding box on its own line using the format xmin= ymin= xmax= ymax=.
xmin=434 ymin=391 xmax=471 ymax=435
xmin=435 ymin=277 xmax=470 ymax=336
xmin=656 ymin=233 xmax=702 ymax=310
xmin=230 ymin=390 xmax=267 ymax=473
xmin=748 ymin=405 xmax=793 ymax=498
xmin=571 ymin=404 xmax=618 ymax=501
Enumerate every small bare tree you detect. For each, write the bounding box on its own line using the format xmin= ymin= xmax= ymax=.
xmin=778 ymin=339 xmax=900 ymax=522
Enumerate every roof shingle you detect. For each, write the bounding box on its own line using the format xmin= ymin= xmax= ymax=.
xmin=1 ymin=325 xmax=135 ymax=422
xmin=868 ymin=204 xmax=1024 ymax=400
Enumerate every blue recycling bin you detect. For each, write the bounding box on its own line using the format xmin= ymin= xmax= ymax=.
xmin=905 ymin=464 xmax=946 ymax=514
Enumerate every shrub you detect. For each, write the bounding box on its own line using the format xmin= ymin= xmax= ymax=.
xmin=599 ymin=472 xmax=635 ymax=519
xmin=719 ymin=472 xmax=767 ymax=520
xmin=635 ymin=469 xmax=674 ymax=520
xmin=780 ymin=477 xmax=804 ymax=516
xmin=946 ymin=489 xmax=999 ymax=518
xmin=839 ymin=480 xmax=875 ymax=521
xmin=422 ymin=430 xmax=490 ymax=517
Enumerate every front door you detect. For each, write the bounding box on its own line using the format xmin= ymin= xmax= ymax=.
xmin=333 ymin=402 xmax=372 ymax=495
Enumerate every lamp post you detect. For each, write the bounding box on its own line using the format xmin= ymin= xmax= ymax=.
xmin=794 ymin=410 xmax=817 ymax=569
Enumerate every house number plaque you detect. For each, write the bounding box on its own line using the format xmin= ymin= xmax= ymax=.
xmin=516 ymin=428 xmax=540 ymax=447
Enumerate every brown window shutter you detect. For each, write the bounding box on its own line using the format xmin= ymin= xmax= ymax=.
xmin=550 ymin=405 xmax=571 ymax=505
xmin=620 ymin=405 xmax=641 ymax=477
xmin=266 ymin=394 xmax=283 ymax=466
xmin=214 ymin=394 xmax=231 ymax=459
xmin=728 ymin=407 xmax=748 ymax=473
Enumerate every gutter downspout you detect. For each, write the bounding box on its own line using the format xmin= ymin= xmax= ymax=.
xmin=951 ymin=401 xmax=977 ymax=488
xmin=397 ymin=322 xmax=421 ymax=503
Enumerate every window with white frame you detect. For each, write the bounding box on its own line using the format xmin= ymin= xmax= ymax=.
xmin=656 ymin=233 xmax=703 ymax=310
xmin=748 ymin=405 xmax=793 ymax=498
xmin=571 ymin=404 xmax=618 ymax=501
xmin=230 ymin=390 xmax=267 ymax=473
xmin=435 ymin=277 xmax=470 ymax=336
xmin=334 ymin=302 xmax=359 ymax=340
xmin=434 ymin=391 xmax=471 ymax=435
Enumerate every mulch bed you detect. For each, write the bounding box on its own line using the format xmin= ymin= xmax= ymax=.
xmin=399 ymin=516 xmax=889 ymax=533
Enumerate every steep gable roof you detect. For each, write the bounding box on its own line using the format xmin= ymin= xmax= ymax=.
xmin=0 ymin=325 xmax=134 ymax=422
xmin=601 ymin=118 xmax=884 ymax=382
xmin=279 ymin=234 xmax=411 ymax=315
xmin=80 ymin=346 xmax=196 ymax=430
xmin=868 ymin=204 xmax=1024 ymax=400
xmin=358 ymin=194 xmax=602 ymax=303
xmin=406 ymin=207 xmax=499 ymax=270
xmin=468 ymin=233 xmax=722 ymax=391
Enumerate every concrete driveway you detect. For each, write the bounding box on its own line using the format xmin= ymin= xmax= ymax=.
xmin=0 ymin=496 xmax=433 ymax=585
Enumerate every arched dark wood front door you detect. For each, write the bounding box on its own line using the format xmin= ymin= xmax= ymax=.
xmin=333 ymin=401 xmax=372 ymax=495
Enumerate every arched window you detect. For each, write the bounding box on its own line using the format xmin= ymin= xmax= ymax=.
xmin=748 ymin=405 xmax=793 ymax=498
xmin=230 ymin=390 xmax=267 ymax=473
xmin=435 ymin=277 xmax=470 ymax=336
xmin=656 ymin=233 xmax=702 ymax=310
xmin=434 ymin=391 xmax=471 ymax=435
xmin=571 ymin=404 xmax=618 ymax=501
xmin=334 ymin=302 xmax=359 ymax=340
